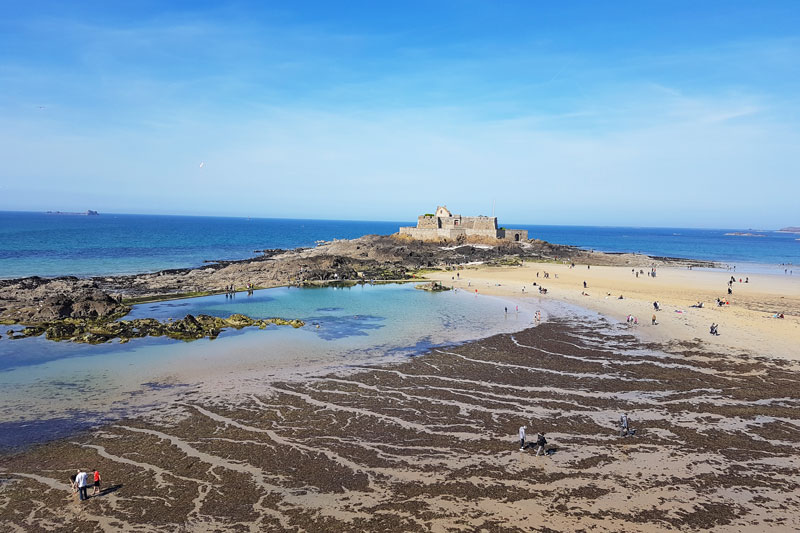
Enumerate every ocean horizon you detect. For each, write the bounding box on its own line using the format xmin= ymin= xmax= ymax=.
xmin=1 ymin=210 xmax=797 ymax=279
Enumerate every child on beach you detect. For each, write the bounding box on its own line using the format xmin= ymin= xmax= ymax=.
xmin=92 ymin=469 xmax=101 ymax=496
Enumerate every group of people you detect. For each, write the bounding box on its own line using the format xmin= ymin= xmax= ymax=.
xmin=518 ymin=426 xmax=549 ymax=456
xmin=70 ymin=469 xmax=101 ymax=501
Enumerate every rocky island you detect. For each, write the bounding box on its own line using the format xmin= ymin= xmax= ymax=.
xmin=0 ymin=233 xmax=714 ymax=343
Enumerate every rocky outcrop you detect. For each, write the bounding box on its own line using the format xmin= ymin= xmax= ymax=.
xmin=0 ymin=277 xmax=130 ymax=325
xmin=416 ymin=281 xmax=451 ymax=292
xmin=6 ymin=313 xmax=304 ymax=344
xmin=0 ymin=233 xmax=715 ymax=327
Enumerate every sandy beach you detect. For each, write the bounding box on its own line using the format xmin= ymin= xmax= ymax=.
xmin=427 ymin=262 xmax=800 ymax=362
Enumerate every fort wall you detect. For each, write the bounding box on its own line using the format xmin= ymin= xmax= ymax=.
xmin=399 ymin=205 xmax=529 ymax=242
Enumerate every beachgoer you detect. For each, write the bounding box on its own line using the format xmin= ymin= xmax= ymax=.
xmin=75 ymin=469 xmax=89 ymax=501
xmin=92 ymin=469 xmax=101 ymax=496
xmin=620 ymin=414 xmax=629 ymax=437
xmin=519 ymin=425 xmax=526 ymax=450
xmin=535 ymin=433 xmax=547 ymax=456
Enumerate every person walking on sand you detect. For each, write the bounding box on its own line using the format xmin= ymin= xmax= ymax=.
xmin=620 ymin=413 xmax=629 ymax=437
xmin=535 ymin=433 xmax=548 ymax=456
xmin=91 ymin=469 xmax=101 ymax=496
xmin=519 ymin=425 xmax=527 ymax=450
xmin=75 ymin=469 xmax=89 ymax=501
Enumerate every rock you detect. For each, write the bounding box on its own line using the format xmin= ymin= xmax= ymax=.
xmin=416 ymin=282 xmax=451 ymax=292
xmin=224 ymin=314 xmax=255 ymax=328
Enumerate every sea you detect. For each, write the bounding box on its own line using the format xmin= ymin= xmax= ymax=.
xmin=1 ymin=211 xmax=798 ymax=279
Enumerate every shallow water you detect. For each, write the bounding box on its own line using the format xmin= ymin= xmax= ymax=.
xmin=0 ymin=283 xmax=539 ymax=448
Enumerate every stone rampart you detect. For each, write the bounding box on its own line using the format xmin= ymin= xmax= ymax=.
xmin=399 ymin=206 xmax=529 ymax=242
xmin=498 ymin=229 xmax=528 ymax=242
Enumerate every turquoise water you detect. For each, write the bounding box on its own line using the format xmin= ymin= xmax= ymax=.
xmin=0 ymin=283 xmax=540 ymax=448
xmin=1 ymin=211 xmax=798 ymax=279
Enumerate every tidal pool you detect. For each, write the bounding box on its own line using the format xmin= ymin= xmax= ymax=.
xmin=0 ymin=283 xmax=541 ymax=449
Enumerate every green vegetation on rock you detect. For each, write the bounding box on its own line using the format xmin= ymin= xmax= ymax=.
xmin=8 ymin=313 xmax=304 ymax=344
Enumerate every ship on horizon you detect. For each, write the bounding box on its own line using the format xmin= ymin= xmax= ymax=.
xmin=45 ymin=210 xmax=99 ymax=216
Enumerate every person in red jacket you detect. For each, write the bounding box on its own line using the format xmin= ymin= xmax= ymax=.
xmin=91 ymin=469 xmax=102 ymax=496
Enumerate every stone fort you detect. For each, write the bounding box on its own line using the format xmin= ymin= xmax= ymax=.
xmin=399 ymin=206 xmax=529 ymax=242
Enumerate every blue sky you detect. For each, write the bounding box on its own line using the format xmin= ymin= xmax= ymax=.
xmin=1 ymin=1 xmax=799 ymax=228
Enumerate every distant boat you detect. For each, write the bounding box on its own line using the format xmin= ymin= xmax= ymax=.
xmin=46 ymin=210 xmax=99 ymax=216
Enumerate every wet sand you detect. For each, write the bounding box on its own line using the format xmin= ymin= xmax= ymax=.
xmin=1 ymin=314 xmax=799 ymax=531
xmin=428 ymin=263 xmax=800 ymax=361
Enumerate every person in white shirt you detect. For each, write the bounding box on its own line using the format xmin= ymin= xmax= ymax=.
xmin=75 ymin=469 xmax=89 ymax=501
